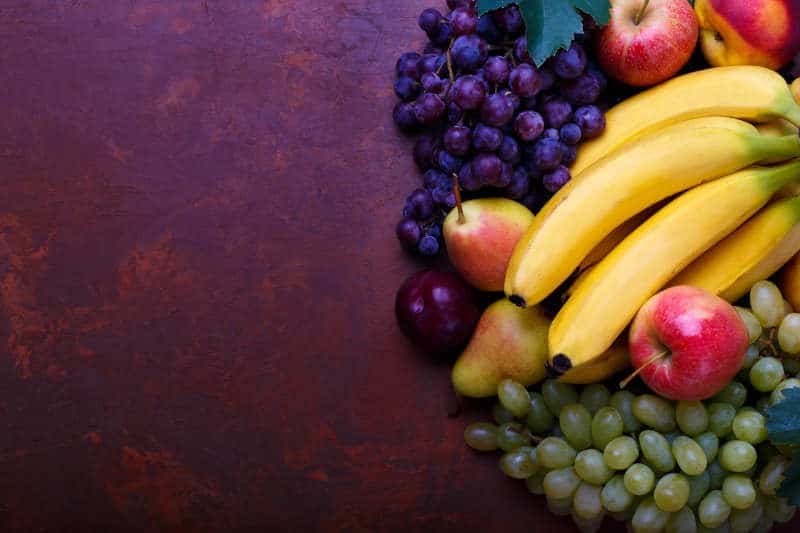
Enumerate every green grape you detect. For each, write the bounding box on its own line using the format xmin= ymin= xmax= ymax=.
xmin=604 ymin=436 xmax=639 ymax=470
xmin=786 ymin=299 xmax=794 ymax=314
xmin=580 ymin=384 xmax=610 ymax=415
xmin=610 ymin=390 xmax=641 ymax=434
xmin=735 ymin=306 xmax=763 ymax=343
xmin=575 ymin=448 xmax=614 ymax=485
xmin=537 ymin=436 xmax=577 ymax=469
xmin=711 ymin=383 xmax=747 ymax=409
xmin=631 ymin=497 xmax=670 ymax=533
xmin=688 ymin=471 xmax=712 ymax=507
xmin=525 ymin=468 xmax=547 ymax=494
xmin=699 ymin=490 xmax=732 ymax=528
xmin=493 ymin=403 xmax=516 ymax=424
xmin=749 ymin=356 xmax=784 ymax=392
xmin=499 ymin=447 xmax=538 ymax=479
xmin=756 ymin=396 xmax=770 ymax=415
xmin=708 ymin=461 xmax=726 ymax=490
xmin=571 ymin=512 xmax=604 ymax=533
xmin=542 ymin=379 xmax=579 ymax=417
xmin=463 ymin=422 xmax=499 ymax=451
xmin=721 ymin=474 xmax=756 ymax=510
xmin=624 ymin=463 xmax=656 ymax=496
xmin=544 ymin=466 xmax=581 ymax=499
xmin=573 ymin=481 xmax=603 ymax=520
xmin=731 ymin=409 xmax=767 ymax=444
xmin=758 ymin=455 xmax=789 ymax=496
xmin=698 ymin=523 xmax=731 ymax=533
xmin=676 ymin=400 xmax=710 ymax=436
xmin=729 ymin=496 xmax=764 ymax=533
xmin=769 ymin=377 xmax=800 ymax=405
xmin=765 ymin=496 xmax=796 ymax=523
xmin=708 ymin=403 xmax=736 ymax=438
xmin=526 ymin=392 xmax=556 ymax=434
xmin=750 ymin=280 xmax=785 ymax=327
xmin=654 ymin=472 xmax=690 ymax=512
xmin=639 ymin=430 xmax=676 ymax=473
xmin=546 ymin=494 xmax=573 ymax=516
xmin=740 ymin=344 xmax=760 ymax=372
xmin=751 ymin=516 xmax=774 ymax=533
xmin=601 ymin=474 xmax=634 ymax=513
xmin=673 ymin=435 xmax=708 ymax=476
xmin=666 ymin=505 xmax=697 ymax=533
xmin=719 ymin=441 xmax=757 ymax=473
xmin=609 ymin=502 xmax=639 ymax=522
xmin=560 ymin=403 xmax=593 ymax=450
xmin=696 ymin=432 xmax=720 ymax=463
xmin=633 ymin=395 xmax=677 ymax=433
xmin=778 ymin=312 xmax=800 ymax=354
xmin=783 ymin=357 xmax=800 ymax=374
xmin=496 ymin=422 xmax=532 ymax=452
xmin=497 ymin=379 xmax=531 ymax=418
xmin=591 ymin=406 xmax=623 ymax=450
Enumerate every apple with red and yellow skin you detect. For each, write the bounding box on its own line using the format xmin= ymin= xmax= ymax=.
xmin=695 ymin=0 xmax=800 ymax=70
xmin=628 ymin=286 xmax=749 ymax=401
xmin=596 ymin=0 xmax=699 ymax=87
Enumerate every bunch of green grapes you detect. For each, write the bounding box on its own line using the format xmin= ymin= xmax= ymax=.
xmin=463 ymin=280 xmax=800 ymax=533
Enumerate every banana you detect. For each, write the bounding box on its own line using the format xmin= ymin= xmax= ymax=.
xmin=578 ymin=204 xmax=663 ymax=272
xmin=505 ymin=117 xmax=800 ymax=308
xmin=571 ymin=66 xmax=800 ymax=176
xmin=547 ymin=160 xmax=800 ymax=374
xmin=671 ymin=194 xmax=800 ymax=302
xmin=757 ymin=119 xmax=800 ymax=165
xmin=557 ymin=341 xmax=629 ymax=385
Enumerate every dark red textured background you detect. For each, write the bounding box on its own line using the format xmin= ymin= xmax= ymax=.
xmin=0 ymin=1 xmax=796 ymax=532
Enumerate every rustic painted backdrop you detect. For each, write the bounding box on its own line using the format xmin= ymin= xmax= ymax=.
xmin=0 ymin=1 xmax=796 ymax=532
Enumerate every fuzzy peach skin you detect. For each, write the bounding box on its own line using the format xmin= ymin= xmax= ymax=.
xmin=695 ymin=0 xmax=800 ymax=70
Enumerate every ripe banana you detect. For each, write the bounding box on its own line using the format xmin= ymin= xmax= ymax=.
xmin=505 ymin=117 xmax=800 ymax=308
xmin=671 ymin=194 xmax=800 ymax=302
xmin=757 ymin=119 xmax=800 ymax=165
xmin=557 ymin=341 xmax=629 ymax=385
xmin=571 ymin=66 xmax=800 ymax=176
xmin=548 ymin=160 xmax=800 ymax=374
xmin=578 ymin=205 xmax=662 ymax=272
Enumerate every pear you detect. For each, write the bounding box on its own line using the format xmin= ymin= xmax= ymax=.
xmin=452 ymin=298 xmax=550 ymax=398
xmin=443 ymin=197 xmax=534 ymax=292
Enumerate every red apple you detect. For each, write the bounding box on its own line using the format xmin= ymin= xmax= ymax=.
xmin=597 ymin=0 xmax=699 ymax=87
xmin=627 ymin=285 xmax=749 ymax=400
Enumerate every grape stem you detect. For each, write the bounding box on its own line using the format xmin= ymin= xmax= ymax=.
xmin=452 ymin=173 xmax=465 ymax=224
xmin=634 ymin=0 xmax=651 ymax=25
xmin=619 ymin=349 xmax=669 ymax=389
xmin=446 ymin=38 xmax=455 ymax=84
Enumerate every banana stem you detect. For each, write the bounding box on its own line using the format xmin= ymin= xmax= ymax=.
xmin=619 ymin=349 xmax=669 ymax=389
xmin=634 ymin=0 xmax=651 ymax=25
xmin=754 ymin=134 xmax=800 ymax=162
xmin=452 ymin=173 xmax=465 ymax=224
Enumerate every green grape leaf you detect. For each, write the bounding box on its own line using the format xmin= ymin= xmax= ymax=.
xmin=476 ymin=0 xmax=516 ymax=13
xmin=767 ymin=388 xmax=800 ymax=504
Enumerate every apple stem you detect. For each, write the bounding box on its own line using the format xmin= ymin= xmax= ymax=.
xmin=634 ymin=0 xmax=651 ymax=25
xmin=452 ymin=173 xmax=466 ymax=224
xmin=619 ymin=349 xmax=669 ymax=389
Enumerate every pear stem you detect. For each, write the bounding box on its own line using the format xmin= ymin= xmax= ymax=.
xmin=634 ymin=0 xmax=650 ymax=25
xmin=619 ymin=349 xmax=669 ymax=389
xmin=452 ymin=173 xmax=466 ymax=224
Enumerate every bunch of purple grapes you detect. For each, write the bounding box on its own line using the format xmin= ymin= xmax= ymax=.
xmin=394 ymin=0 xmax=607 ymax=257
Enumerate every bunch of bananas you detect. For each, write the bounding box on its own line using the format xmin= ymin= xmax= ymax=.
xmin=504 ymin=66 xmax=800 ymax=382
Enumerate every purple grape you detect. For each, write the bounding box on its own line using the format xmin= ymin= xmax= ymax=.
xmin=432 ymin=185 xmax=456 ymax=209
xmin=424 ymin=168 xmax=449 ymax=191
xmin=543 ymin=165 xmax=571 ymax=193
xmin=407 ymin=188 xmax=435 ymax=220
xmin=414 ymin=93 xmax=445 ymax=124
xmin=419 ymin=8 xmax=443 ymax=34
xmin=418 ymin=54 xmax=440 ymax=75
xmin=542 ymin=127 xmax=559 ymax=140
xmin=553 ymin=43 xmax=587 ymax=80
xmin=447 ymin=0 xmax=474 ymax=8
xmin=493 ymin=6 xmax=524 ymax=36
xmin=560 ymin=123 xmax=582 ymax=145
xmin=394 ymin=76 xmax=421 ymax=101
xmin=514 ymin=110 xmax=545 ymax=142
xmin=562 ymin=144 xmax=578 ymax=166
xmin=533 ymin=138 xmax=563 ymax=171
xmin=574 ymin=105 xmax=605 ymax=138
xmin=451 ymin=34 xmax=488 ymax=72
xmin=473 ymin=153 xmax=502 ymax=185
xmin=418 ymin=234 xmax=440 ymax=256
xmin=586 ymin=65 xmax=608 ymax=93
xmin=539 ymin=64 xmax=556 ymax=91
xmin=445 ymin=101 xmax=462 ymax=125
xmin=541 ymin=97 xmax=573 ymax=128
xmin=434 ymin=149 xmax=464 ymax=174
xmin=396 ymin=52 xmax=422 ymax=80
xmin=458 ymin=162 xmax=481 ymax=191
xmin=561 ymin=73 xmax=601 ymax=106
xmin=476 ymin=14 xmax=500 ymax=44
xmin=427 ymin=224 xmax=442 ymax=239
xmin=480 ymin=92 xmax=514 ymax=126
xmin=521 ymin=190 xmax=547 ymax=213
xmin=451 ymin=7 xmax=478 ymax=35
xmin=495 ymin=162 xmax=513 ymax=188
xmin=514 ymin=36 xmax=532 ymax=64
xmin=498 ymin=136 xmax=520 ymax=164
xmin=484 ymin=56 xmax=510 ymax=85
xmin=421 ymin=72 xmax=445 ymax=93
xmin=431 ymin=22 xmax=454 ymax=47
xmin=505 ymin=167 xmax=530 ymax=199
xmin=393 ymin=102 xmax=419 ymax=132
xmin=414 ymin=135 xmax=438 ymax=170
xmin=444 ymin=125 xmax=472 ymax=156
xmin=451 ymin=75 xmax=486 ymax=110
xmin=519 ymin=95 xmax=538 ymax=110
xmin=396 ymin=217 xmax=422 ymax=249
xmin=509 ymin=64 xmax=542 ymax=97
xmin=521 ymin=160 xmax=542 ymax=180
xmin=472 ymin=123 xmax=503 ymax=152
